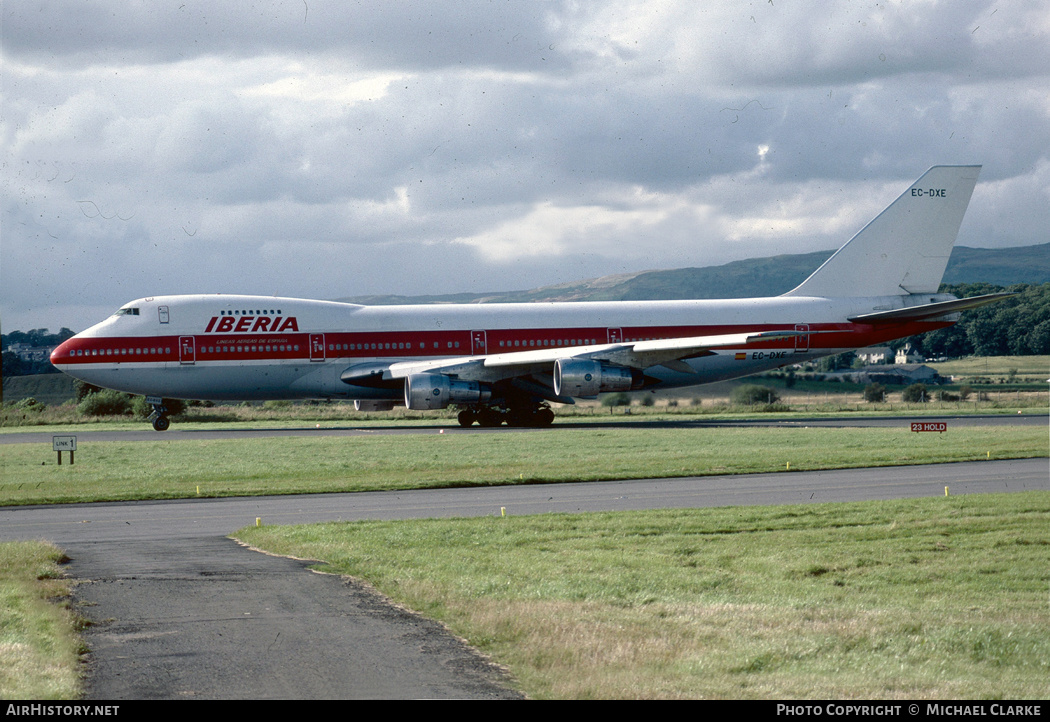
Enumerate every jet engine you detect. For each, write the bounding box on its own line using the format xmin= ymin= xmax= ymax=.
xmin=404 ymin=373 xmax=492 ymax=410
xmin=553 ymin=359 xmax=639 ymax=397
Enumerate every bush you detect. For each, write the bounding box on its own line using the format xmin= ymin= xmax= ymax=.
xmin=601 ymin=392 xmax=631 ymax=407
xmin=902 ymin=383 xmax=929 ymax=403
xmin=77 ymin=389 xmax=134 ymax=416
xmin=73 ymin=380 xmax=102 ymax=402
xmin=732 ymin=384 xmax=780 ymax=406
xmin=863 ymin=383 xmax=886 ymax=403
xmin=13 ymin=397 xmax=47 ymax=413
xmin=130 ymin=396 xmax=150 ymax=418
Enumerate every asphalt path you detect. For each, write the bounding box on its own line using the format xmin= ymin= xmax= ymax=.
xmin=1 ymin=415 xmax=1046 ymax=700
xmin=62 ymin=537 xmax=520 ymax=699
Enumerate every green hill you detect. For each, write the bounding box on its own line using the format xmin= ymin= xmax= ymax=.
xmin=2 ymin=374 xmax=76 ymax=406
xmin=941 ymin=244 xmax=1050 ymax=286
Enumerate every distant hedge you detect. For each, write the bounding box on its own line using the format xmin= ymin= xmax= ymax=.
xmin=732 ymin=384 xmax=780 ymax=405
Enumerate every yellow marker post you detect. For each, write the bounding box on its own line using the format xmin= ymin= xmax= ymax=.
xmin=945 ymin=486 xmax=949 ymax=497
xmin=501 ymin=507 xmax=506 ymax=517
xmin=786 ymin=462 xmax=790 ymax=470
xmin=256 ymin=517 xmax=262 ymax=527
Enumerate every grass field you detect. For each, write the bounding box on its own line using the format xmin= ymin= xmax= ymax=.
xmin=1 ymin=424 xmax=1046 ymax=506
xmin=1 ymin=414 xmax=1047 ymax=699
xmin=0 ymin=541 xmax=81 ymax=699
xmin=927 ymin=356 xmax=1050 ymax=383
xmin=234 ymin=492 xmax=1050 ymax=699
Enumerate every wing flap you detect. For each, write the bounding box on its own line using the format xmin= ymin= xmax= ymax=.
xmin=607 ymin=330 xmax=804 ymax=369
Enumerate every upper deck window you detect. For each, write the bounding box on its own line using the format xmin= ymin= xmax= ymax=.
xmin=114 ymin=308 xmax=140 ymax=316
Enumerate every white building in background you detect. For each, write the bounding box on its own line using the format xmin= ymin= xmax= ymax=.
xmin=856 ymin=347 xmax=892 ymax=364
xmin=5 ymin=343 xmax=57 ymax=363
xmin=896 ymin=344 xmax=924 ymax=364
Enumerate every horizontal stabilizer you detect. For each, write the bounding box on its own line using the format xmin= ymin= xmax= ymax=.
xmin=848 ymin=293 xmax=1015 ymax=323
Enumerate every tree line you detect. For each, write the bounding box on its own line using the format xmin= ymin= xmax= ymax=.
xmin=902 ymin=283 xmax=1049 ymax=358
xmin=2 ymin=328 xmax=76 ymax=377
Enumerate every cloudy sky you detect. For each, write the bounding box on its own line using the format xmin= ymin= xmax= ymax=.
xmin=3 ymin=1 xmax=1048 ymax=333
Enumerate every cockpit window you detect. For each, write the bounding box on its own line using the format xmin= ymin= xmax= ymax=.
xmin=114 ymin=308 xmax=140 ymax=316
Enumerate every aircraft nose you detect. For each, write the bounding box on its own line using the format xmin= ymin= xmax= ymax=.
xmin=51 ymin=338 xmax=76 ymax=366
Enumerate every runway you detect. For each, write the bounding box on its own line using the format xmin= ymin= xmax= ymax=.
xmin=0 ymin=412 xmax=1044 ymax=447
xmin=1 ymin=418 xmax=1046 ymax=699
xmin=2 ymin=458 xmax=1046 ymax=543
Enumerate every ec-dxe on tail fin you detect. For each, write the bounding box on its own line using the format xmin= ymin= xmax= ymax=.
xmin=783 ymin=165 xmax=981 ymax=298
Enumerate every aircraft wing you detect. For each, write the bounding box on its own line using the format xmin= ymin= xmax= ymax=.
xmin=487 ymin=329 xmax=804 ymax=373
xmin=372 ymin=329 xmax=806 ymax=383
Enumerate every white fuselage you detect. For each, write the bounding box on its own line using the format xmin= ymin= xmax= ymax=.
xmin=50 ymin=293 xmax=949 ymax=402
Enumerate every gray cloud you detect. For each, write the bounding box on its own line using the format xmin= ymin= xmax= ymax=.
xmin=2 ymin=1 xmax=571 ymax=71
xmin=3 ymin=0 xmax=1048 ymax=332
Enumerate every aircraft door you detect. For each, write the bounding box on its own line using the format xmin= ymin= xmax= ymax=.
xmin=471 ymin=330 xmax=487 ymax=355
xmin=794 ymin=324 xmax=810 ymax=352
xmin=310 ymin=334 xmax=326 ymax=362
xmin=179 ymin=336 xmax=196 ymax=365
xmin=607 ymin=328 xmax=623 ymax=344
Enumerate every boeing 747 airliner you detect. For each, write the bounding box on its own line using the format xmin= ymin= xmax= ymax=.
xmin=51 ymin=166 xmax=1010 ymax=429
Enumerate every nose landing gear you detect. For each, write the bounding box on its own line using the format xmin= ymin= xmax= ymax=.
xmin=146 ymin=396 xmax=170 ymax=431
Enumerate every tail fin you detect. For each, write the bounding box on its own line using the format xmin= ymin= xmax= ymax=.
xmin=783 ymin=165 xmax=981 ymax=298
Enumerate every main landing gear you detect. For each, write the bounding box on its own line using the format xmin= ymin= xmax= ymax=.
xmin=457 ymin=402 xmax=555 ymax=428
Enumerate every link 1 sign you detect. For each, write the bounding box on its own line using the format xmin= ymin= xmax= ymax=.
xmin=53 ymin=435 xmax=76 ymax=464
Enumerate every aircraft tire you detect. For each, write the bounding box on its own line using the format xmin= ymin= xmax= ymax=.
xmin=152 ymin=416 xmax=170 ymax=432
xmin=457 ymin=409 xmax=476 ymax=427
